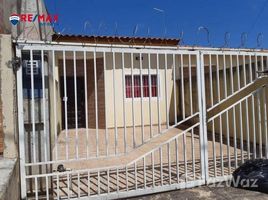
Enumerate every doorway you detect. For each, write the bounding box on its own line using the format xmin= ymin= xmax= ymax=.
xmin=60 ymin=76 xmax=86 ymax=129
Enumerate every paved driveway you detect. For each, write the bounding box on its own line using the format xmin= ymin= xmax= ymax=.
xmin=127 ymin=185 xmax=268 ymax=200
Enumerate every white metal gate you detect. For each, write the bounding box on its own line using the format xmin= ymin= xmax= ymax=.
xmin=16 ymin=41 xmax=268 ymax=199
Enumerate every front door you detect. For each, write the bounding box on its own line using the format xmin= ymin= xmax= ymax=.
xmin=60 ymin=76 xmax=86 ymax=129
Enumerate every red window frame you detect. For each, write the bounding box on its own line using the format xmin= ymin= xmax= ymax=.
xmin=125 ymin=74 xmax=158 ymax=98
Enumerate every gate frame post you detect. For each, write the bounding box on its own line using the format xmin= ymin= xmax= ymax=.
xmin=16 ymin=46 xmax=27 ymax=199
xmin=196 ymin=51 xmax=209 ymax=183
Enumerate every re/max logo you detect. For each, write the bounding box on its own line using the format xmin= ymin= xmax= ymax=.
xmin=20 ymin=14 xmax=58 ymax=22
xmin=9 ymin=13 xmax=58 ymax=26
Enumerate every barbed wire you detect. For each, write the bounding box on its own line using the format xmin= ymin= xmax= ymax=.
xmin=196 ymin=26 xmax=211 ymax=47
xmin=17 ymin=21 xmax=267 ymax=49
xmin=256 ymin=33 xmax=264 ymax=48
xmin=222 ymin=32 xmax=231 ymax=48
xmin=240 ymin=32 xmax=248 ymax=48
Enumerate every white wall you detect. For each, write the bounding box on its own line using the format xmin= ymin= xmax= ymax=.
xmin=104 ymin=53 xmax=179 ymax=128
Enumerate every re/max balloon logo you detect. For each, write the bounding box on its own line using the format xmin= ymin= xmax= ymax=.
xmin=9 ymin=13 xmax=59 ymax=26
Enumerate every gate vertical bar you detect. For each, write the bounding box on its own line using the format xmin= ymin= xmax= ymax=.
xmin=73 ymin=51 xmax=79 ymax=159
xmin=113 ymin=52 xmax=118 ymax=154
xmin=140 ymin=53 xmax=145 ymax=142
xmin=63 ymin=51 xmax=69 ymax=160
xmin=121 ymin=52 xmax=127 ymax=153
xmin=164 ymin=53 xmax=169 ymax=128
xmin=104 ymin=52 xmax=109 ymax=156
xmin=16 ymin=47 xmax=27 ymax=199
xmin=94 ymin=50 xmax=99 ymax=157
xmin=130 ymin=52 xmax=136 ymax=147
xmin=156 ymin=54 xmax=161 ymax=133
xmin=30 ymin=49 xmax=36 ymax=163
xmin=41 ymin=50 xmax=48 ymax=162
xmin=52 ymin=50 xmax=58 ymax=161
xmin=148 ymin=53 xmax=153 ymax=138
xmin=84 ymin=51 xmax=89 ymax=158
xmin=197 ymin=52 xmax=209 ymax=182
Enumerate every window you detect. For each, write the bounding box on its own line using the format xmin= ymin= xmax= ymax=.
xmin=23 ymin=60 xmax=43 ymax=99
xmin=125 ymin=74 xmax=158 ymax=98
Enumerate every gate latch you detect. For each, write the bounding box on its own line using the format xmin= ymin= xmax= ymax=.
xmin=56 ymin=164 xmax=73 ymax=190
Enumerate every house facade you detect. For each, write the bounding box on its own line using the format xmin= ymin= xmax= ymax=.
xmin=49 ymin=35 xmax=180 ymax=133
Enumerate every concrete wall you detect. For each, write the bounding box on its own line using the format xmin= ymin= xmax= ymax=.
xmin=0 ymin=100 xmax=3 ymax=154
xmin=0 ymin=34 xmax=17 ymax=158
xmin=0 ymin=0 xmax=20 ymax=36
xmin=0 ymin=0 xmax=53 ymax=40
xmin=19 ymin=0 xmax=53 ymax=40
xmin=0 ymin=159 xmax=20 ymax=200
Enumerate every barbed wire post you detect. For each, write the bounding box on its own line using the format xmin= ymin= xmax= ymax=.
xmin=179 ymin=30 xmax=184 ymax=45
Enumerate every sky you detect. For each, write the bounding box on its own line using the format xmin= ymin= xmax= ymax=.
xmin=44 ymin=0 xmax=268 ymax=48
